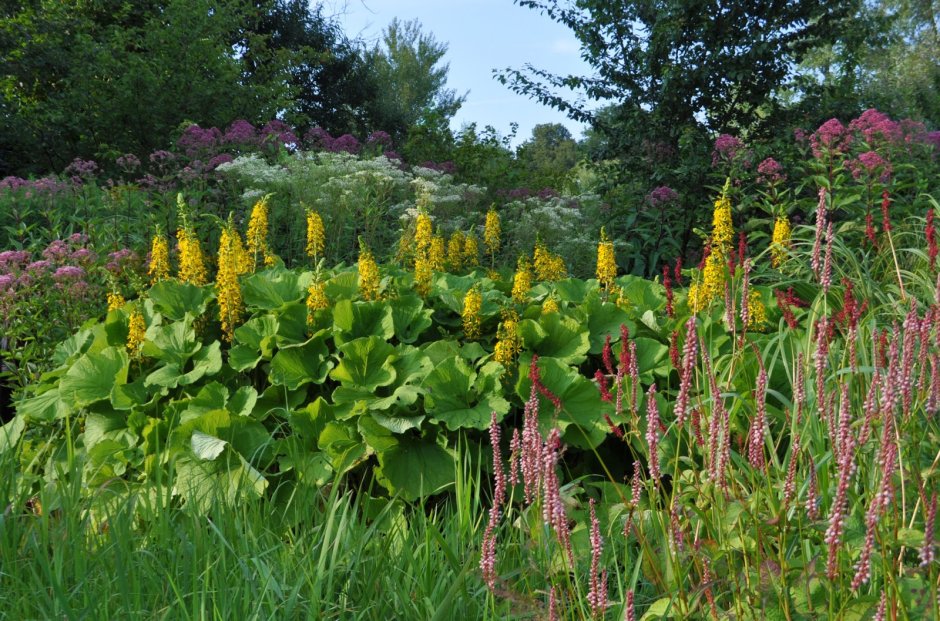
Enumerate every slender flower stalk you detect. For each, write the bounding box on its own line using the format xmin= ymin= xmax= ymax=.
xmin=921 ymin=492 xmax=937 ymax=567
xmin=646 ymin=383 xmax=661 ymax=485
xmin=675 ymin=317 xmax=698 ymax=427
xmin=480 ymin=412 xmax=505 ymax=589
xmin=148 ymin=230 xmax=170 ymax=284
xmin=305 ymin=208 xmax=325 ymax=261
xmin=462 ymin=286 xmax=482 ymax=339
xmin=357 ymin=242 xmax=380 ymax=301
xmin=771 ymin=215 xmax=791 ymax=267
xmin=748 ymin=363 xmax=768 ymax=470
xmin=246 ymin=193 xmax=275 ymax=269
xmin=484 ymin=208 xmax=501 ymax=264
xmin=812 ymin=187 xmax=827 ymax=278
xmin=587 ymin=498 xmax=608 ymax=618
xmin=126 ymin=307 xmax=146 ymax=355
xmin=596 ymin=227 xmax=617 ymax=292
xmin=511 ymin=256 xmax=532 ymax=304
xmin=216 ymin=218 xmax=245 ymax=342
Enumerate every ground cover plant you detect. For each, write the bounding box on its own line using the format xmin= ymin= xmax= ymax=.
xmin=1 ymin=111 xmax=939 ymax=619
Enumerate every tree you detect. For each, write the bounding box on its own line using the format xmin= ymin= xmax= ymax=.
xmin=363 ymin=18 xmax=466 ymax=144
xmin=515 ymin=123 xmax=579 ymax=190
xmin=497 ymin=0 xmax=857 ymax=152
xmin=239 ymin=0 xmax=378 ymax=136
xmin=0 ymin=0 xmax=289 ymax=176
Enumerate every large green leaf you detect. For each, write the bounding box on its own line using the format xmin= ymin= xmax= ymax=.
xmin=375 ymin=434 xmax=455 ymax=501
xmin=234 ymin=314 xmax=279 ymax=355
xmin=515 ymin=355 xmax=611 ymax=449
xmin=332 ymin=299 xmax=395 ymax=345
xmin=269 ymin=333 xmax=332 ymax=389
xmin=149 ymin=279 xmax=213 ymax=321
xmin=16 ymin=387 xmax=70 ymax=422
xmin=319 ymin=420 xmax=367 ymax=474
xmin=175 ymin=453 xmax=268 ymax=514
xmin=424 ymin=357 xmax=510 ymax=430
xmin=330 ymin=336 xmax=397 ymax=392
xmin=518 ymin=313 xmax=590 ymax=365
xmin=241 ymin=267 xmax=311 ymax=310
xmin=142 ymin=319 xmax=199 ymax=366
xmin=634 ymin=336 xmax=671 ymax=381
xmin=388 ymin=295 xmax=433 ymax=343
xmin=60 ymin=347 xmax=129 ymax=408
xmin=289 ymin=398 xmax=334 ymax=450
xmin=575 ymin=294 xmax=634 ymax=354
xmin=0 ymin=416 xmax=26 ymax=454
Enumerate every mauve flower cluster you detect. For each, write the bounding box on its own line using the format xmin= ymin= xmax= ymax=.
xmin=177 ymin=125 xmax=223 ymax=157
xmin=116 ymin=153 xmax=141 ymax=173
xmin=260 ymin=120 xmax=298 ymax=148
xmin=224 ymin=120 xmax=258 ymax=145
xmin=646 ymin=185 xmax=678 ymax=208
xmin=848 ymin=109 xmax=902 ymax=145
xmin=810 ymin=119 xmax=853 ymax=159
xmin=0 ymin=176 xmax=70 ymax=198
xmin=756 ymin=157 xmax=785 ymax=185
xmin=846 ymin=150 xmax=892 ymax=182
xmin=711 ymin=134 xmax=750 ymax=168
xmin=64 ymin=158 xmax=99 ymax=184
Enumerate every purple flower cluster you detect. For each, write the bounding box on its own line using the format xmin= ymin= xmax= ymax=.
xmin=367 ymin=131 xmax=393 ymax=148
xmin=224 ymin=120 xmax=258 ymax=145
xmin=64 ymin=158 xmax=99 ymax=184
xmin=116 ymin=153 xmax=141 ymax=173
xmin=646 ymin=185 xmax=678 ymax=208
xmin=260 ymin=120 xmax=298 ymax=148
xmin=810 ymin=119 xmax=853 ymax=159
xmin=417 ymin=160 xmax=456 ymax=174
xmin=331 ymin=134 xmax=361 ymax=154
xmin=848 ymin=109 xmax=902 ymax=145
xmin=712 ymin=134 xmax=747 ymax=167
xmin=0 ymin=176 xmax=68 ymax=198
xmin=846 ymin=150 xmax=892 ymax=182
xmin=756 ymin=157 xmax=785 ymax=185
xmin=177 ymin=124 xmax=223 ymax=157
xmin=106 ymin=248 xmax=139 ymax=274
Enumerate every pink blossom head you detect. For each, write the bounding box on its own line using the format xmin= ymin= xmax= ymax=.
xmin=712 ymin=134 xmax=746 ymax=167
xmin=810 ymin=119 xmax=852 ymax=159
xmin=224 ymin=120 xmax=258 ymax=145
xmin=304 ymin=127 xmax=334 ymax=151
xmin=847 ymin=151 xmax=892 ymax=182
xmin=849 ymin=109 xmax=901 ymax=145
xmin=0 ymin=250 xmax=30 ymax=271
xmin=260 ymin=120 xmax=298 ymax=148
xmin=757 ymin=157 xmax=785 ymax=185
xmin=646 ymin=185 xmax=678 ymax=208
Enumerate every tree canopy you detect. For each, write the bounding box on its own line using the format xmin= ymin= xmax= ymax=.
xmin=496 ymin=0 xmax=858 ymax=151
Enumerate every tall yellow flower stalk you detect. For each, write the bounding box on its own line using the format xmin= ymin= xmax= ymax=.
xmin=462 ymin=286 xmax=483 ymax=339
xmin=107 ymin=291 xmax=126 ymax=312
xmin=542 ymin=295 xmax=559 ymax=314
xmin=126 ymin=307 xmax=146 ymax=356
xmin=358 ymin=242 xmax=381 ymax=301
xmin=712 ymin=179 xmax=734 ymax=255
xmin=771 ymin=215 xmax=791 ymax=268
xmin=246 ymin=194 xmax=275 ymax=269
xmin=746 ymin=289 xmax=767 ymax=330
xmin=306 ymin=280 xmax=329 ymax=324
xmin=177 ymin=225 xmax=208 ymax=286
xmin=216 ymin=218 xmax=244 ymax=342
xmin=494 ymin=310 xmax=521 ymax=368
xmin=429 ymin=235 xmax=446 ymax=271
xmin=596 ymin=227 xmax=617 ymax=292
xmin=447 ymin=231 xmax=466 ymax=271
xmin=484 ymin=208 xmax=501 ymax=265
xmin=533 ymin=240 xmax=567 ymax=281
xmin=306 ymin=208 xmax=325 ymax=262
xmin=148 ymin=230 xmax=170 ymax=284
xmin=689 ymin=181 xmax=735 ymax=313
xmin=463 ymin=232 xmax=479 ymax=267
xmin=414 ymin=252 xmax=433 ymax=297
xmin=511 ymin=256 xmax=532 ymax=304
xmin=415 ymin=212 xmax=433 ymax=257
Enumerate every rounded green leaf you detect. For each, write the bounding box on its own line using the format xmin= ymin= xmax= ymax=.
xmin=60 ymin=346 xmax=129 ymax=408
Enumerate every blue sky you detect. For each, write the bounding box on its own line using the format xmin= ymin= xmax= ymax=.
xmin=331 ymin=0 xmax=594 ymax=146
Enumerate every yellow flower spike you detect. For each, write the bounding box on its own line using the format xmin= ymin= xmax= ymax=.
xmin=216 ymin=219 xmax=244 ymax=342
xmin=231 ymin=227 xmax=251 ymax=276
xmin=177 ymin=226 xmax=208 ymax=286
xmin=534 ymin=240 xmax=567 ymax=282
xmin=511 ymin=256 xmax=532 ymax=304
xmin=700 ymin=250 xmax=725 ymax=308
xmin=429 ymin=235 xmax=446 ymax=272
xmin=542 ymin=296 xmax=559 ymax=314
xmin=484 ymin=208 xmax=501 ymax=258
xmin=306 ymin=280 xmax=329 ymax=323
xmin=415 ymin=212 xmax=433 ymax=256
xmin=358 ymin=243 xmax=381 ymax=301
xmin=148 ymin=232 xmax=170 ymax=284
xmin=306 ymin=209 xmax=325 ymax=261
xmin=771 ymin=215 xmax=791 ymax=268
xmin=447 ymin=231 xmax=466 ymax=272
xmin=414 ymin=251 xmax=433 ymax=297
xmin=712 ymin=180 xmax=734 ymax=255
xmin=596 ymin=227 xmax=617 ymax=292
xmin=126 ymin=307 xmax=147 ymax=356
xmin=493 ymin=310 xmax=521 ymax=368
xmin=246 ymin=194 xmax=273 ymax=270
xmin=747 ymin=289 xmax=767 ymax=331
xmin=463 ymin=232 xmax=479 ymax=267
xmin=462 ymin=286 xmax=483 ymax=339
xmin=107 ymin=291 xmax=126 ymax=312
